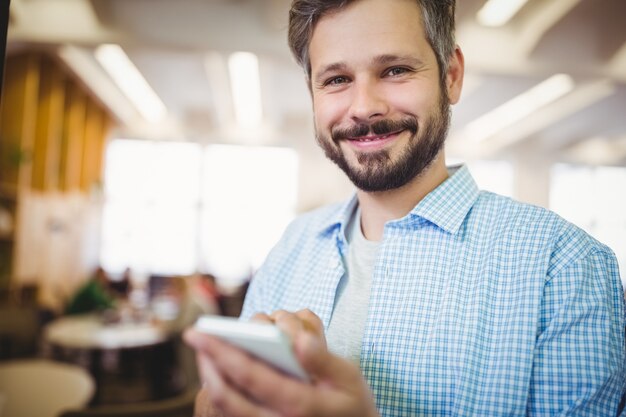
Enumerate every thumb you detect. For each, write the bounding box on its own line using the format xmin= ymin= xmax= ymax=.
xmin=294 ymin=331 xmax=357 ymax=384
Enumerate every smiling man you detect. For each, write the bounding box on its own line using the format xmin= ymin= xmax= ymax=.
xmin=185 ymin=0 xmax=626 ymax=415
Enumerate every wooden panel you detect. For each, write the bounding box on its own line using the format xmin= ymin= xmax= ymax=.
xmin=0 ymin=51 xmax=115 ymax=289
xmin=0 ymin=54 xmax=40 ymax=192
xmin=94 ymin=118 xmax=110 ymax=187
xmin=60 ymin=81 xmax=87 ymax=191
xmin=31 ymin=57 xmax=65 ymax=191
xmin=81 ymin=101 xmax=105 ymax=192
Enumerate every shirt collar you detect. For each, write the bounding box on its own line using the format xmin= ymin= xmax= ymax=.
xmin=317 ymin=194 xmax=358 ymax=239
xmin=406 ymin=164 xmax=480 ymax=235
xmin=317 ymin=164 xmax=480 ymax=237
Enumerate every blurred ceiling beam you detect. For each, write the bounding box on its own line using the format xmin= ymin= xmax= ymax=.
xmin=517 ymin=0 xmax=582 ymax=56
xmin=450 ymin=78 xmax=616 ymax=157
xmin=476 ymin=0 xmax=530 ymax=28
xmin=58 ymin=45 xmax=138 ymax=124
xmin=204 ymin=52 xmax=235 ymax=132
xmin=482 ymin=79 xmax=616 ymax=154
xmin=9 ymin=0 xmax=120 ymax=45
xmin=608 ymin=41 xmax=626 ymax=82
xmin=95 ymin=44 xmax=167 ymax=123
xmin=456 ymin=22 xmax=529 ymax=76
xmin=529 ymin=0 xmax=626 ymax=72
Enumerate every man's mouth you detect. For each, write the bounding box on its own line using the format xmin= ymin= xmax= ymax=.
xmin=346 ymin=129 xmax=404 ymax=142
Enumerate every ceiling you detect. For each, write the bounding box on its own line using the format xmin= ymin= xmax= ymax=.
xmin=7 ymin=0 xmax=626 ymax=166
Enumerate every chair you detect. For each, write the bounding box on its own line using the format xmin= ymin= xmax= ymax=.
xmin=58 ymin=388 xmax=197 ymax=417
xmin=0 ymin=359 xmax=94 ymax=417
xmin=0 ymin=303 xmax=40 ymax=359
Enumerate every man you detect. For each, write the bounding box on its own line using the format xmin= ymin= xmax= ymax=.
xmin=185 ymin=0 xmax=626 ymax=415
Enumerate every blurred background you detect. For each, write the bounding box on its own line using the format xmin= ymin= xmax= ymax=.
xmin=0 ymin=0 xmax=625 ymax=414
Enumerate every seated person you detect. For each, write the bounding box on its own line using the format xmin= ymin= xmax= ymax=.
xmin=65 ymin=267 xmax=114 ymax=315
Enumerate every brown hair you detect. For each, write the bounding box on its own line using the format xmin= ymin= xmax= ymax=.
xmin=288 ymin=0 xmax=456 ymax=85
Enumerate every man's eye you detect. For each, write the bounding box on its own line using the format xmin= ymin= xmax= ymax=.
xmin=325 ymin=76 xmax=349 ymax=86
xmin=385 ymin=67 xmax=410 ymax=77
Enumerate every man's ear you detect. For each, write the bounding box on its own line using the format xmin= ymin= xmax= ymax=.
xmin=446 ymin=45 xmax=465 ymax=105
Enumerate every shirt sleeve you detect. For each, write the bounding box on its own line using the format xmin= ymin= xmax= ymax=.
xmin=239 ymin=269 xmax=265 ymax=321
xmin=528 ymin=248 xmax=626 ymax=416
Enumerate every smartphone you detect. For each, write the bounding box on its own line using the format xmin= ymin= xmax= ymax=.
xmin=194 ymin=315 xmax=310 ymax=381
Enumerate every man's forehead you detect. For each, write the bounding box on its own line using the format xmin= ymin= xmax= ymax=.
xmin=309 ymin=0 xmax=425 ymax=46
xmin=308 ymin=0 xmax=430 ymax=74
xmin=312 ymin=0 xmax=422 ymax=26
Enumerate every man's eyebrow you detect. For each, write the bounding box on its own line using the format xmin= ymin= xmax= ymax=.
xmin=313 ymin=62 xmax=348 ymax=84
xmin=373 ymin=54 xmax=425 ymax=67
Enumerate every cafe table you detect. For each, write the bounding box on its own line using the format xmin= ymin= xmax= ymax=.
xmin=43 ymin=314 xmax=184 ymax=405
xmin=44 ymin=313 xmax=166 ymax=350
xmin=0 ymin=359 xmax=94 ymax=417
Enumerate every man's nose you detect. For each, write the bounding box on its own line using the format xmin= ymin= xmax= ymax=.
xmin=348 ymin=78 xmax=389 ymax=123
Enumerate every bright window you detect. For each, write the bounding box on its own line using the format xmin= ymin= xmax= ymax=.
xmin=200 ymin=145 xmax=298 ymax=282
xmin=100 ymin=139 xmax=298 ymax=286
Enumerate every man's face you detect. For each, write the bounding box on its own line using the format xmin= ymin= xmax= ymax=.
xmin=309 ymin=0 xmax=455 ymax=192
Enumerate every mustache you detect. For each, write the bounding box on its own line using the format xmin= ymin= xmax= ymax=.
xmin=331 ymin=117 xmax=419 ymax=142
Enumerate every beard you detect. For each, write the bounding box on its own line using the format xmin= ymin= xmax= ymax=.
xmin=315 ymin=93 xmax=451 ymax=192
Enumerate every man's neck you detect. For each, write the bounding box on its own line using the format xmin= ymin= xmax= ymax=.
xmin=357 ymin=155 xmax=448 ymax=241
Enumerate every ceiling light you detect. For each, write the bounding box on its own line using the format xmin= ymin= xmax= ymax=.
xmin=228 ymin=52 xmax=263 ymax=128
xmin=95 ymin=44 xmax=167 ymax=123
xmin=477 ymin=0 xmax=529 ymax=27
xmin=204 ymin=52 xmax=235 ymax=128
xmin=465 ymin=73 xmax=575 ymax=143
xmin=59 ymin=45 xmax=136 ymax=124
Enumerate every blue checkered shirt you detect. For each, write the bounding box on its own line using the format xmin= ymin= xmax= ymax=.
xmin=241 ymin=165 xmax=626 ymax=416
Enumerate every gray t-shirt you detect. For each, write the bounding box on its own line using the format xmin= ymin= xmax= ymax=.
xmin=326 ymin=207 xmax=380 ymax=364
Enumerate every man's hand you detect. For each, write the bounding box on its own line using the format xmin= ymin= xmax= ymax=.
xmin=184 ymin=309 xmax=379 ymax=417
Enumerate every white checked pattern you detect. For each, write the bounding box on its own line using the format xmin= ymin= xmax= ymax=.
xmin=241 ymin=165 xmax=626 ymax=416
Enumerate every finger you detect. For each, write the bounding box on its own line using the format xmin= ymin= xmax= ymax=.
xmin=196 ymin=351 xmax=220 ymax=388
xmin=294 ymin=309 xmax=326 ymax=340
xmin=184 ymin=329 xmax=228 ymax=387
xmin=250 ymin=312 xmax=274 ymax=324
xmin=195 ymin=378 xmax=223 ymax=417
xmin=184 ymin=328 xmax=213 ymax=351
xmin=193 ymin=355 xmax=229 ymax=417
xmin=295 ymin=331 xmax=361 ymax=387
xmin=205 ymin=335 xmax=314 ymax=415
xmin=184 ymin=327 xmax=222 ymax=387
xmin=270 ymin=310 xmax=304 ymax=341
xmin=193 ymin=337 xmax=283 ymax=417
xmin=293 ymin=333 xmax=379 ymax=417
